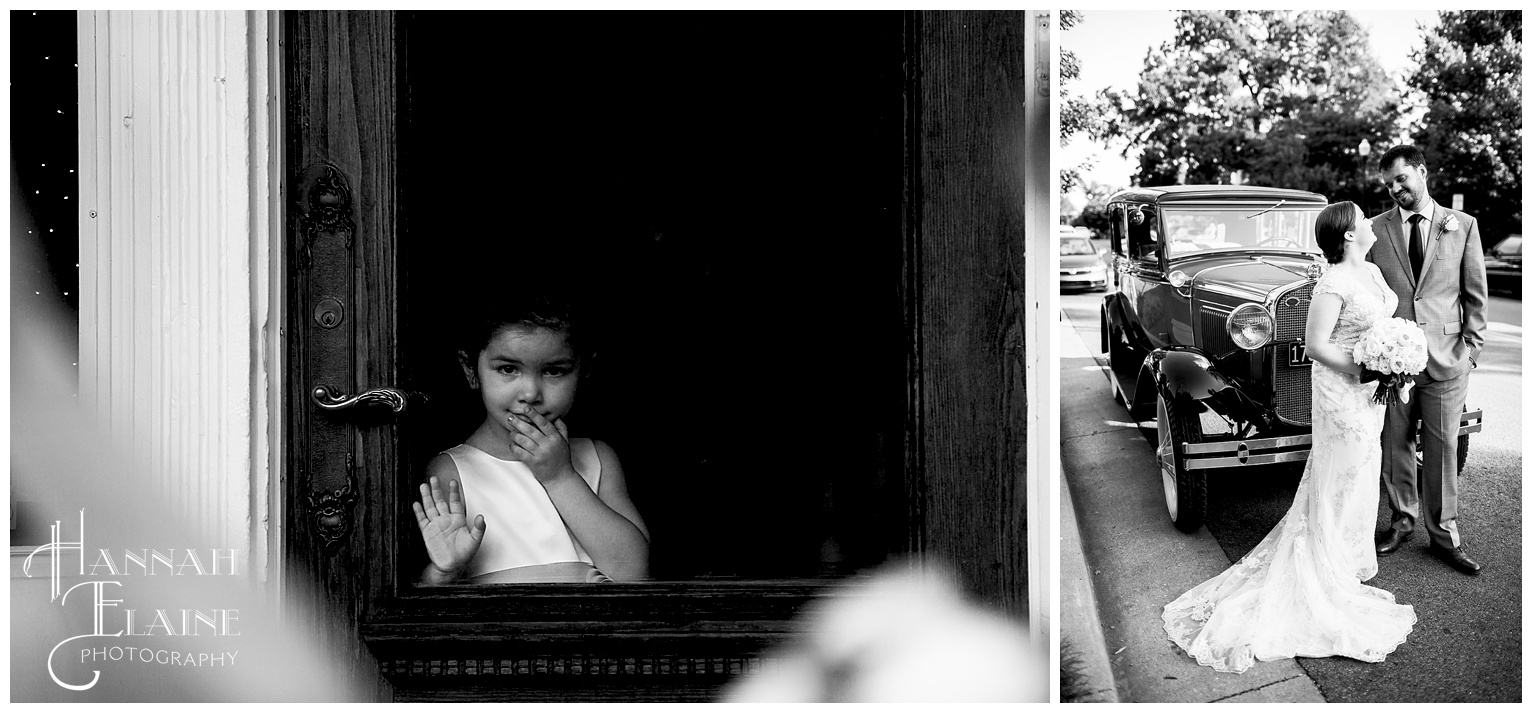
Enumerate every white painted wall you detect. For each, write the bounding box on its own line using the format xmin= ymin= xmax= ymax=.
xmin=75 ymin=10 xmax=281 ymax=589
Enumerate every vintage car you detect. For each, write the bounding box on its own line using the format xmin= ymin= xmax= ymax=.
xmin=1099 ymin=185 xmax=1482 ymax=532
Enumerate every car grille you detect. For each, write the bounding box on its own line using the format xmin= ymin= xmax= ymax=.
xmin=1198 ymin=305 xmax=1235 ymax=357
xmin=1273 ymin=283 xmax=1314 ymax=425
xmin=1274 ymin=283 xmax=1311 ymax=340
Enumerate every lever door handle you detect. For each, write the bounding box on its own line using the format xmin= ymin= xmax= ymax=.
xmin=311 ymin=385 xmax=412 ymax=414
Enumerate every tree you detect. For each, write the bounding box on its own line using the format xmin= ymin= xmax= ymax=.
xmin=1070 ymin=181 xmax=1117 ymax=239
xmin=1102 ymin=10 xmax=1401 ymax=201
xmin=1060 ymin=10 xmax=1100 ymax=194
xmin=1405 ymin=11 xmax=1522 ymax=243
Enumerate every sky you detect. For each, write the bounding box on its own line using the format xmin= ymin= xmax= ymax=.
xmin=1061 ymin=10 xmax=1444 ymax=203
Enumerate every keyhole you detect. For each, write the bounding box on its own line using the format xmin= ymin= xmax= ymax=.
xmin=314 ymin=296 xmax=346 ymax=329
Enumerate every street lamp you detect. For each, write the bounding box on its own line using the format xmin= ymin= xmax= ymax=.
xmin=1358 ymin=139 xmax=1372 ymax=214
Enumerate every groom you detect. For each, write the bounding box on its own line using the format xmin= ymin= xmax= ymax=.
xmin=1366 ymin=144 xmax=1488 ymax=575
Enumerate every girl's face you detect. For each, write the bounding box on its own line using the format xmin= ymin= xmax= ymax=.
xmin=1348 ymin=206 xmax=1376 ymax=257
xmin=461 ymin=325 xmax=581 ymax=427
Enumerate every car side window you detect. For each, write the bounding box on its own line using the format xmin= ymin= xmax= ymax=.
xmin=1128 ymin=204 xmax=1160 ymax=265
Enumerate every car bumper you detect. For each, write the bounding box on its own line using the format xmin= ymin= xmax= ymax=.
xmin=1182 ymin=434 xmax=1312 ymax=470
xmin=1178 ymin=409 xmax=1482 ymax=470
xmin=1060 ymin=275 xmax=1106 ymax=289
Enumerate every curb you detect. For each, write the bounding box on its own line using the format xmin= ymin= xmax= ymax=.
xmin=1058 ymin=457 xmax=1120 ymax=702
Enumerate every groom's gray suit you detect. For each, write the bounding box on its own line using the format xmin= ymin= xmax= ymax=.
xmin=1367 ymin=201 xmax=1488 ymax=550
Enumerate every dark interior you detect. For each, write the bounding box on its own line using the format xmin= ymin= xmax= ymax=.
xmin=399 ymin=12 xmax=908 ymax=580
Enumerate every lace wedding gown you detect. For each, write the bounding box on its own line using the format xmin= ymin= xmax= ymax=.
xmin=1162 ymin=263 xmax=1417 ymax=673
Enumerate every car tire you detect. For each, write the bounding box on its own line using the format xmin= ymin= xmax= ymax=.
xmin=1157 ymin=392 xmax=1206 ymax=533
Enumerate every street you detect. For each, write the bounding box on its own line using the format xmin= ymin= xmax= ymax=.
xmin=1060 ymin=288 xmax=1523 ymax=702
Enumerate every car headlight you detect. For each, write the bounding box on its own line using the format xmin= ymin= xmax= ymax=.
xmin=1226 ymin=303 xmax=1274 ymax=350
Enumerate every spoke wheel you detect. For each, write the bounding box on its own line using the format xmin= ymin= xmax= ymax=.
xmin=1157 ymin=392 xmax=1207 ymax=532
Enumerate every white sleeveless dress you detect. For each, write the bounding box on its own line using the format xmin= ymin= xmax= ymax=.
xmin=445 ymin=437 xmax=611 ymax=583
xmin=1162 ymin=263 xmax=1417 ymax=673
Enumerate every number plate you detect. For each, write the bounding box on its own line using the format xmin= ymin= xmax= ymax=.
xmin=1288 ymin=342 xmax=1311 ymax=366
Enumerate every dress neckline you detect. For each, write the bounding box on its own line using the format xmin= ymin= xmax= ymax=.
xmin=462 ymin=439 xmax=590 ymax=462
xmin=460 ymin=442 xmax=522 ymax=464
xmin=1326 ymin=264 xmax=1388 ymax=305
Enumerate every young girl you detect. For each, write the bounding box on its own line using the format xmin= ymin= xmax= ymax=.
xmin=413 ymin=297 xmax=649 ymax=584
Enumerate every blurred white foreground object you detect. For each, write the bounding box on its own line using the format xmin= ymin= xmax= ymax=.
xmin=725 ymin=563 xmax=1044 ymax=702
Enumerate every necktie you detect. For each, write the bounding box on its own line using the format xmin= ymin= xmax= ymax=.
xmin=1408 ymin=213 xmax=1424 ymax=280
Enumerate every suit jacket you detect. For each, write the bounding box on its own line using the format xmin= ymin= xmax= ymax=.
xmin=1366 ymin=203 xmax=1488 ymax=381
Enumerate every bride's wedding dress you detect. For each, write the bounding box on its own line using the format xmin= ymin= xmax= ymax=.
xmin=1162 ymin=263 xmax=1417 ymax=673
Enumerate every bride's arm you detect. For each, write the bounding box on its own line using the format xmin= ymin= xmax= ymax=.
xmin=1304 ymin=293 xmax=1364 ymax=375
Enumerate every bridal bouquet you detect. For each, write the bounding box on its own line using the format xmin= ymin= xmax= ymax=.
xmin=1351 ymin=317 xmax=1428 ymax=406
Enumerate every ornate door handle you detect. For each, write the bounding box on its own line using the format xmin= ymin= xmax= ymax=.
xmin=311 ymin=385 xmax=413 ymax=414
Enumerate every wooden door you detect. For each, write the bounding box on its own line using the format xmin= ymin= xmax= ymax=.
xmin=283 ymin=11 xmax=404 ymax=699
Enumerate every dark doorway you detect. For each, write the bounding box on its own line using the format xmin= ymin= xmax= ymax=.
xmin=399 ymin=12 xmax=909 ymax=581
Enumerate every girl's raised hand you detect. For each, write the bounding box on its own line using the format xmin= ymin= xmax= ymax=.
xmin=412 ymin=476 xmax=485 ymax=579
xmin=506 ymin=407 xmax=574 ymax=484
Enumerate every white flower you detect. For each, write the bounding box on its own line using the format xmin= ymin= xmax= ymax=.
xmin=1444 ymin=215 xmax=1461 ymax=233
xmin=1354 ymin=318 xmax=1429 ymax=377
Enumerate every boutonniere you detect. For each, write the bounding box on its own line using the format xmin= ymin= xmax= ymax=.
xmin=1443 ymin=214 xmax=1461 ymax=232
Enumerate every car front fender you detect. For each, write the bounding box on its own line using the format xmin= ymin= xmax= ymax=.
xmin=1143 ymin=346 xmax=1229 ymax=403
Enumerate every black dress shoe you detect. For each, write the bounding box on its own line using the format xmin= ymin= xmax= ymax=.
xmin=1427 ymin=544 xmax=1483 ymax=576
xmin=1375 ymin=529 xmax=1411 ymax=556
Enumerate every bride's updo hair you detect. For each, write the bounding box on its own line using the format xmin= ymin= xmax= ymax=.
xmin=1314 ymin=201 xmax=1359 ymax=264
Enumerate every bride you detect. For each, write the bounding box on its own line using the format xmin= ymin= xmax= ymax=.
xmin=1162 ymin=201 xmax=1417 ymax=673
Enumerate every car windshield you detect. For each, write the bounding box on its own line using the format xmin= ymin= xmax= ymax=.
xmin=1162 ymin=206 xmax=1322 ymax=258
xmin=1060 ymin=237 xmax=1096 ymax=255
xmin=1495 ymin=237 xmax=1521 ymax=256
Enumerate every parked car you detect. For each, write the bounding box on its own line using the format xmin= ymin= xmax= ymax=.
xmin=1099 ymin=185 xmax=1481 ymax=532
xmin=1060 ymin=229 xmax=1108 ymax=292
xmin=1484 ymin=234 xmax=1521 ymax=297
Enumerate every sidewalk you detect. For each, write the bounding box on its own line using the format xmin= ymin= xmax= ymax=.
xmin=1056 ymin=304 xmax=1325 ymax=703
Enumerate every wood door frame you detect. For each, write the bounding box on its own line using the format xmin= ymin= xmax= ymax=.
xmin=282 ymin=10 xmax=1034 ymax=701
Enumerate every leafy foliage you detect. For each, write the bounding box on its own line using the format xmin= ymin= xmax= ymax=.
xmin=1061 ymin=9 xmax=1100 ymax=194
xmin=1069 ymin=181 xmax=1118 ymax=239
xmin=1102 ymin=10 xmax=1401 ymax=206
xmin=1405 ymin=11 xmax=1522 ymax=241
